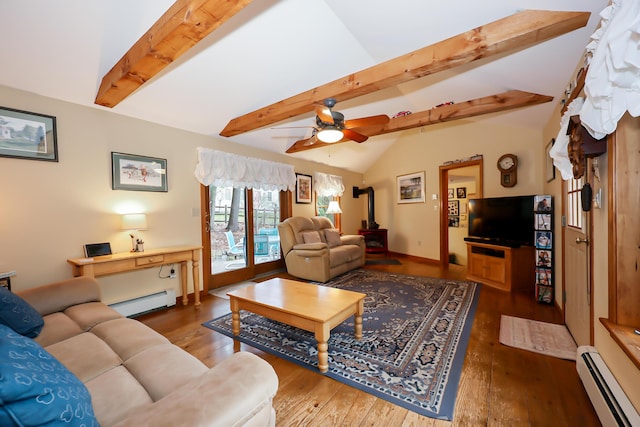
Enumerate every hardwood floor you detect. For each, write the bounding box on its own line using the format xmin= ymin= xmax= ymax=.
xmin=137 ymin=257 xmax=600 ymax=426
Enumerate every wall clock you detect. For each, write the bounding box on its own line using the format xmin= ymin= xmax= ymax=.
xmin=497 ymin=153 xmax=518 ymax=187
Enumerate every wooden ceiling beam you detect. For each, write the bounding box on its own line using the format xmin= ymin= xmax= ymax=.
xmin=222 ymin=9 xmax=589 ymax=137
xmin=285 ymin=90 xmax=553 ymax=153
xmin=95 ymin=0 xmax=253 ymax=108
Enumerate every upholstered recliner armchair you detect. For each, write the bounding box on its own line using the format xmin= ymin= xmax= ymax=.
xmin=278 ymin=216 xmax=365 ymax=282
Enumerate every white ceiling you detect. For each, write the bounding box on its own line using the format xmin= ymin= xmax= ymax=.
xmin=0 ymin=0 xmax=608 ymax=173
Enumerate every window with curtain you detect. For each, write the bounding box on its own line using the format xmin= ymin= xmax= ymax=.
xmin=314 ymin=172 xmax=344 ymax=229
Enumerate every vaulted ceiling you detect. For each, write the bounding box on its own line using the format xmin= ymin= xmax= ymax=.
xmin=0 ymin=0 xmax=608 ymax=173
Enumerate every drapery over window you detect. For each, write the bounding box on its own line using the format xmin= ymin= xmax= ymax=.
xmin=194 ymin=147 xmax=296 ymax=191
xmin=580 ymin=0 xmax=640 ymax=139
xmin=314 ymin=172 xmax=344 ymax=197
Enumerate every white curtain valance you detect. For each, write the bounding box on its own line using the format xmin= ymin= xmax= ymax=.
xmin=580 ymin=0 xmax=640 ymax=139
xmin=194 ymin=147 xmax=296 ymax=191
xmin=314 ymin=172 xmax=344 ymax=197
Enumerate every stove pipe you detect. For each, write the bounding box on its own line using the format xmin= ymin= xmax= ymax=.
xmin=353 ymin=186 xmax=378 ymax=229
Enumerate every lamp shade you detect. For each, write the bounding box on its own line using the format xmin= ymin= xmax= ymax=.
xmin=325 ymin=200 xmax=343 ymax=214
xmin=121 ymin=213 xmax=148 ymax=231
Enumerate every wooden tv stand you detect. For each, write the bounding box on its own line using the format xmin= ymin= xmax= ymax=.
xmin=466 ymin=241 xmax=534 ymax=292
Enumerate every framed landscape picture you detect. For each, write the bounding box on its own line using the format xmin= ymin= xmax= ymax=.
xmin=111 ymin=152 xmax=167 ymax=192
xmin=0 ymin=106 xmax=58 ymax=162
xmin=397 ymin=171 xmax=425 ymax=204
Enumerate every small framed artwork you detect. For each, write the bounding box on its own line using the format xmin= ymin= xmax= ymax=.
xmin=448 ymin=200 xmax=459 ymax=215
xmin=536 ymin=285 xmax=553 ymax=304
xmin=456 ymin=187 xmax=467 ymax=198
xmin=111 ymin=152 xmax=167 ymax=192
xmin=535 ymin=213 xmax=552 ymax=230
xmin=535 ymin=231 xmax=552 ymax=249
xmin=460 ymin=201 xmax=467 ymax=214
xmin=295 ymin=173 xmax=312 ymax=204
xmin=534 ymin=195 xmax=552 ymax=212
xmin=448 ymin=215 xmax=459 ymax=227
xmin=536 ymin=249 xmax=552 ymax=268
xmin=0 ymin=106 xmax=58 ymax=162
xmin=546 ymin=138 xmax=556 ymax=182
xmin=448 ymin=188 xmax=454 ymax=199
xmin=397 ymin=171 xmax=425 ymax=204
xmin=536 ymin=267 xmax=552 ymax=286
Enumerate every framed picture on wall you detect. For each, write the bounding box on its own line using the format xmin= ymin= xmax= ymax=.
xmin=0 ymin=106 xmax=58 ymax=162
xmin=397 ymin=171 xmax=425 ymax=204
xmin=448 ymin=188 xmax=454 ymax=199
xmin=295 ymin=173 xmax=312 ymax=204
xmin=448 ymin=200 xmax=459 ymax=215
xmin=111 ymin=152 xmax=168 ymax=192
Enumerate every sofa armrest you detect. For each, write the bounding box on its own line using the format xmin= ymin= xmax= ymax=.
xmin=292 ymin=242 xmax=328 ymax=251
xmin=17 ymin=276 xmax=101 ymax=316
xmin=112 ymin=352 xmax=279 ymax=427
xmin=340 ymin=234 xmax=365 ymax=246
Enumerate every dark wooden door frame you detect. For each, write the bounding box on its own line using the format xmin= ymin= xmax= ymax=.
xmin=439 ymin=159 xmax=484 ymax=267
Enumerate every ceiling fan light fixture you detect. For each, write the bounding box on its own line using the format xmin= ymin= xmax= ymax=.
xmin=317 ymin=127 xmax=343 ymax=143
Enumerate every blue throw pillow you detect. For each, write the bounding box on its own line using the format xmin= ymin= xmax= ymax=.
xmin=0 ymin=287 xmax=44 ymax=338
xmin=0 ymin=324 xmax=100 ymax=426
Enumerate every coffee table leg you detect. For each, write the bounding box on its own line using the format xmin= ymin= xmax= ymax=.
xmin=354 ymin=299 xmax=364 ymax=340
xmin=230 ymin=297 xmax=240 ymax=335
xmin=315 ymin=323 xmax=330 ymax=373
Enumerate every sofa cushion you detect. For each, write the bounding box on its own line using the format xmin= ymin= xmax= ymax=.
xmin=124 ymin=343 xmax=208 ymax=401
xmin=34 ymin=312 xmax=84 ymax=347
xmin=302 ymin=230 xmax=321 ymax=244
xmin=46 ymin=332 xmax=123 ymax=382
xmin=0 ymin=324 xmax=99 ymax=427
xmin=0 ymin=286 xmax=44 ymax=338
xmin=324 ymin=228 xmax=342 ymax=248
xmin=85 ymin=365 xmax=154 ymax=426
xmin=91 ymin=318 xmax=169 ymax=361
xmin=329 ymin=244 xmax=362 ymax=266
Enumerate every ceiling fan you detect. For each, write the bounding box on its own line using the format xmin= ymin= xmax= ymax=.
xmin=285 ymin=98 xmax=389 ymax=153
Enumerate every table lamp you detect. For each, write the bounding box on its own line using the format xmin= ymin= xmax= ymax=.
xmin=326 ymin=200 xmax=343 ymax=214
xmin=121 ymin=213 xmax=148 ymax=252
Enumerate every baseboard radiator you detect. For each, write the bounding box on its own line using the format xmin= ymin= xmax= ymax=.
xmin=109 ymin=288 xmax=176 ymax=318
xmin=577 ymin=346 xmax=640 ymax=427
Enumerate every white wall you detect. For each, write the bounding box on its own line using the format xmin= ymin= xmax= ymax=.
xmin=0 ymin=85 xmax=363 ymax=302
xmin=364 ymin=120 xmax=543 ymax=260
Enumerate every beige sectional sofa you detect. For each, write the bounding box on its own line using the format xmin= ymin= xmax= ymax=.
xmin=278 ymin=216 xmax=365 ymax=283
xmin=16 ymin=276 xmax=279 ymax=427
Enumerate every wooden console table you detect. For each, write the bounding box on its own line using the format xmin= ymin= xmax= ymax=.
xmin=67 ymin=245 xmax=202 ymax=307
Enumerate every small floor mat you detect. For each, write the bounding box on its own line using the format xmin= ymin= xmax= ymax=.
xmin=499 ymin=315 xmax=577 ymax=361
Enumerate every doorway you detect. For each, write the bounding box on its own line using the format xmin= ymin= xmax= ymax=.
xmin=439 ymin=159 xmax=483 ymax=267
xmin=200 ymin=185 xmax=287 ymax=291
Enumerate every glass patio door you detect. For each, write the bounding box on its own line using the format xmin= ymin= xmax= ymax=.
xmin=203 ymin=185 xmax=284 ymax=289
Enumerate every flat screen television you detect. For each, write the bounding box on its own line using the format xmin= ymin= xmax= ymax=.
xmin=465 ymin=195 xmax=535 ymax=247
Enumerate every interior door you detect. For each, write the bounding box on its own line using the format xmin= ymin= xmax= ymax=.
xmin=563 ymin=177 xmax=592 ymax=346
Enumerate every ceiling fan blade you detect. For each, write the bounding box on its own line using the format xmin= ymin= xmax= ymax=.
xmin=344 ymin=114 xmax=390 ymax=129
xmin=342 ymin=129 xmax=368 ymax=143
xmin=286 ymin=136 xmax=317 ymax=153
xmin=315 ymin=105 xmax=334 ymax=125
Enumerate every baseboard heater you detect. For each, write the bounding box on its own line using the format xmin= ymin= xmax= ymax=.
xmin=109 ymin=288 xmax=176 ymax=318
xmin=577 ymin=346 xmax=640 ymax=427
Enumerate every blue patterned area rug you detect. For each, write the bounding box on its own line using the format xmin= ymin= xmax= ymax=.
xmin=202 ymin=269 xmax=480 ymax=420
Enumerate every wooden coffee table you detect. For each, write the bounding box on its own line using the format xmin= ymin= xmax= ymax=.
xmin=227 ymin=277 xmax=365 ymax=372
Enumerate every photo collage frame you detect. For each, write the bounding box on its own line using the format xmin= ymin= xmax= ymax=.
xmin=534 ymin=195 xmax=554 ymax=304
